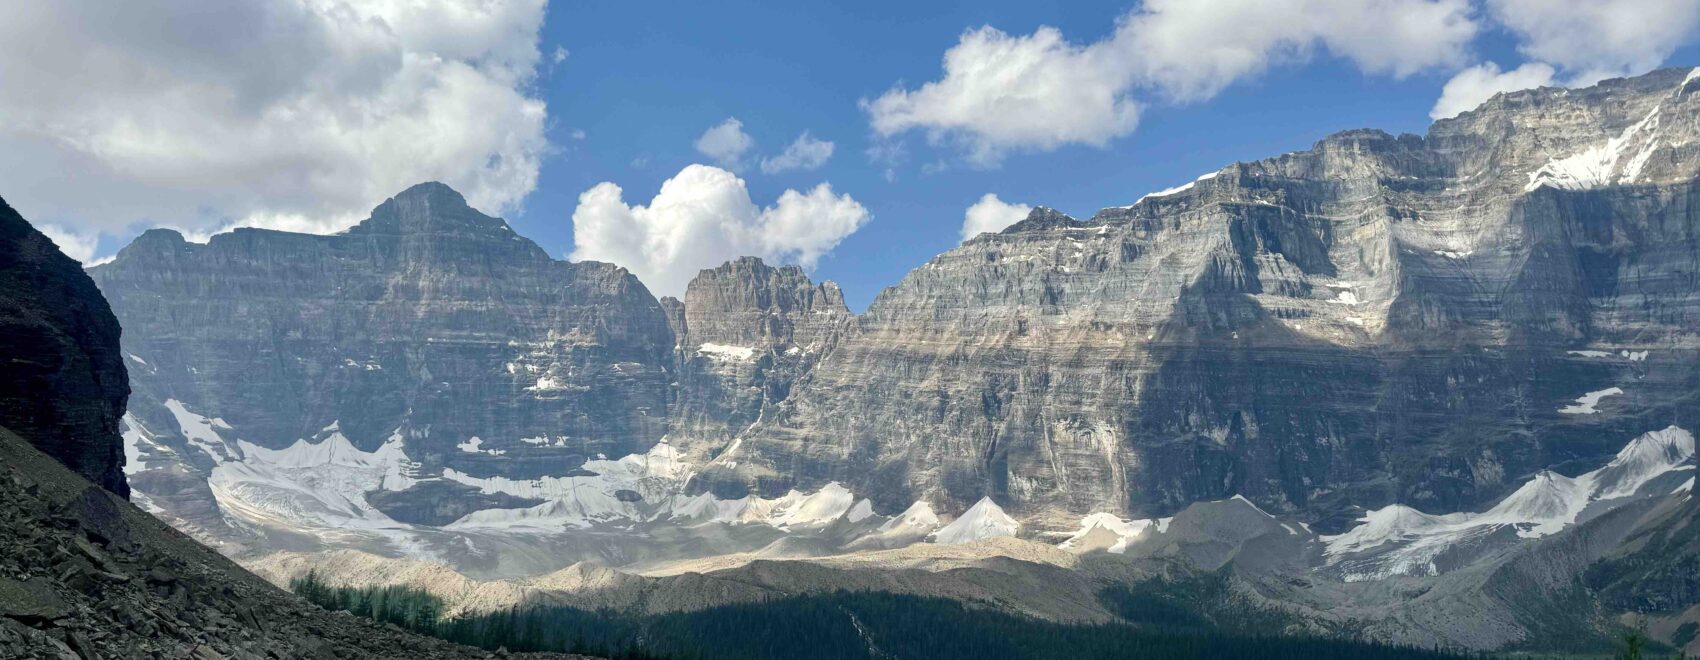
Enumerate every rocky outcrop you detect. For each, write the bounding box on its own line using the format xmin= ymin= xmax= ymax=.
xmin=669 ymin=257 xmax=852 ymax=484
xmin=0 ymin=196 xmax=129 ymax=497
xmin=712 ymin=68 xmax=1700 ymax=530
xmin=0 ymin=424 xmax=585 ymax=658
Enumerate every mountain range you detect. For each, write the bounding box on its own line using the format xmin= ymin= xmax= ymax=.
xmin=12 ymin=67 xmax=1700 ymax=655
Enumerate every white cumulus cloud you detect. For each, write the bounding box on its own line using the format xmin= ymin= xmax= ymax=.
xmin=866 ymin=0 xmax=1476 ymax=165
xmin=37 ymin=224 xmax=100 ymax=264
xmin=0 ymin=0 xmax=552 ymax=253
xmin=960 ymin=194 xmax=1032 ymax=243
xmin=694 ymin=118 xmax=757 ymax=170
xmin=570 ymin=164 xmax=869 ymax=297
xmin=864 ymin=25 xmax=1144 ymax=167
xmin=1123 ymin=0 xmax=1476 ymax=102
xmin=1487 ymin=0 xmax=1700 ymax=85
xmin=1430 ymin=62 xmax=1557 ymax=119
xmin=760 ymin=132 xmax=836 ymax=174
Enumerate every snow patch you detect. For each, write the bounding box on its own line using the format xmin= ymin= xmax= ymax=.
xmin=207 ymin=428 xmax=424 ymax=554
xmin=1057 ymin=512 xmax=1158 ymax=554
xmin=527 ymin=376 xmax=565 ymax=391
xmin=1128 ymin=171 xmax=1220 ymax=207
xmin=878 ymin=501 xmax=941 ymax=533
xmin=164 ymin=399 xmax=239 ymax=463
xmin=1567 ymin=349 xmax=1647 ymax=361
xmin=445 ymin=441 xmax=692 ymax=531
xmin=846 ymin=499 xmax=875 ymax=523
xmin=456 ymin=437 xmax=506 ymax=456
xmin=1559 ymin=387 xmax=1623 ymax=414
xmin=121 ymin=413 xmax=172 ymax=475
xmin=1525 ymin=106 xmax=1663 ymax=192
xmin=930 ymin=497 xmax=1019 ymax=544
xmin=697 ymin=343 xmax=756 ymax=361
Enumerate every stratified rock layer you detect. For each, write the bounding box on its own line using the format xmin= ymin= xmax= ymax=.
xmin=0 ymin=195 xmax=130 ymax=496
xmin=92 ymin=182 xmax=675 ymax=484
xmin=95 ymin=69 xmax=1700 ymax=543
xmin=715 ymin=69 xmax=1700 ymax=529
xmin=670 ymin=257 xmax=851 ymax=488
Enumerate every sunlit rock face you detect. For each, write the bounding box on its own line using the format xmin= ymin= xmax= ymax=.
xmin=712 ymin=68 xmax=1700 ymax=529
xmin=667 ymin=257 xmax=853 ymax=494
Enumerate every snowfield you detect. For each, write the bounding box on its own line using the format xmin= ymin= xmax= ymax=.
xmin=1323 ymin=426 xmax=1694 ymax=581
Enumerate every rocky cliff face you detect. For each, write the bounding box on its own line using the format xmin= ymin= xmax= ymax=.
xmin=92 ymin=183 xmax=674 ymax=502
xmin=711 ymin=68 xmax=1700 ymax=530
xmin=0 ymin=196 xmax=130 ymax=496
xmin=91 ymin=182 xmax=861 ymax=561
xmin=669 ymin=257 xmax=852 ymax=477
xmin=67 ymin=67 xmax=1700 ymax=656
xmin=0 ymin=193 xmax=582 ymax=658
xmin=92 ymin=68 xmax=1700 ymax=555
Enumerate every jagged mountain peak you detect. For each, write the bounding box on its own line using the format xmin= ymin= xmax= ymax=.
xmin=1000 ymin=206 xmax=1080 ymax=234
xmin=691 ymin=257 xmax=846 ymax=294
xmin=346 ymin=180 xmax=524 ymax=242
xmin=681 ymin=256 xmax=851 ymax=348
xmin=89 ymin=179 xmax=677 ymax=460
xmin=394 ymin=179 xmax=466 ymax=203
xmin=1451 ymin=65 xmax=1696 ymax=123
xmin=132 ymin=226 xmax=190 ymax=245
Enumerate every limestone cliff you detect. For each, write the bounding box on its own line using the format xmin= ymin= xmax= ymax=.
xmin=711 ymin=68 xmax=1700 ymax=529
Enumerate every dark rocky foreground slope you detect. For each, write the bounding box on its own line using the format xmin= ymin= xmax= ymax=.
xmin=0 ymin=425 xmax=587 ymax=659
xmin=0 ymin=197 xmax=129 ymax=497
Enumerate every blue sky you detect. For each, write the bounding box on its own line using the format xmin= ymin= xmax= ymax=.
xmin=528 ymin=2 xmax=1441 ymax=307
xmin=519 ymin=1 xmax=1688 ymax=308
xmin=5 ymin=1 xmax=1700 ymax=309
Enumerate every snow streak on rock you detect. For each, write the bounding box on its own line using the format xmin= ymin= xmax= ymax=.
xmin=1525 ymin=105 xmax=1663 ymax=192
